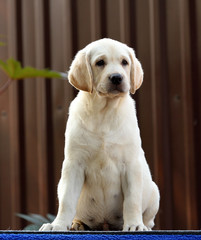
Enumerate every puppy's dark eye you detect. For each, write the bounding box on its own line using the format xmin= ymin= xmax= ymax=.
xmin=122 ymin=59 xmax=128 ymax=66
xmin=96 ymin=60 xmax=105 ymax=67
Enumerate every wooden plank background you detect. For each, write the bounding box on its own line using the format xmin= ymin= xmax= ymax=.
xmin=0 ymin=0 xmax=201 ymax=230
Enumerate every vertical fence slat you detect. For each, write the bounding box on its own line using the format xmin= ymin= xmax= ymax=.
xmin=179 ymin=0 xmax=197 ymax=229
xmin=119 ymin=0 xmax=130 ymax=43
xmin=90 ymin=0 xmax=101 ymax=41
xmin=193 ymin=0 xmax=201 ymax=227
xmin=7 ymin=0 xmax=22 ymax=229
xmin=61 ymin=0 xmax=75 ymax=119
xmin=49 ymin=0 xmax=67 ymax=214
xmin=61 ymin=0 xmax=76 ymax=115
xmin=76 ymin=0 xmax=92 ymax=47
xmin=167 ymin=0 xmax=187 ymax=229
xmin=135 ymin=0 xmax=154 ymax=173
xmin=0 ymin=6 xmax=12 ymax=226
xmin=157 ymin=0 xmax=174 ymax=230
xmin=106 ymin=0 xmax=121 ymax=40
xmin=34 ymin=0 xmax=49 ymax=216
xmin=22 ymin=0 xmax=40 ymax=214
xmin=62 ymin=0 xmax=73 ymax=69
xmin=148 ymin=0 xmax=163 ymax=229
xmin=149 ymin=0 xmax=160 ymax=183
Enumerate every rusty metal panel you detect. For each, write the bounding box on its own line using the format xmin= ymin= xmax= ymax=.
xmin=0 ymin=0 xmax=201 ymax=231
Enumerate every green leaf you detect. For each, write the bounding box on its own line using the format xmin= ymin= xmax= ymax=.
xmin=0 ymin=58 xmax=66 ymax=80
xmin=17 ymin=66 xmax=62 ymax=79
xmin=23 ymin=224 xmax=41 ymax=231
xmin=16 ymin=213 xmax=46 ymax=225
xmin=29 ymin=214 xmax=49 ymax=224
xmin=47 ymin=213 xmax=56 ymax=222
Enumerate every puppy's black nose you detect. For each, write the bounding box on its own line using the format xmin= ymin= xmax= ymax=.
xmin=109 ymin=73 xmax=123 ymax=85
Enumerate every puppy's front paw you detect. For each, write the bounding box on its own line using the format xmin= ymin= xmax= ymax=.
xmin=123 ymin=223 xmax=148 ymax=231
xmin=39 ymin=220 xmax=71 ymax=231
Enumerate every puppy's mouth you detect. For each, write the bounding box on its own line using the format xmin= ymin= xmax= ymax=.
xmin=97 ymin=85 xmax=127 ymax=98
xmin=108 ymin=85 xmax=126 ymax=94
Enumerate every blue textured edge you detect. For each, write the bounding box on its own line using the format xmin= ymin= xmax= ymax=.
xmin=0 ymin=231 xmax=201 ymax=235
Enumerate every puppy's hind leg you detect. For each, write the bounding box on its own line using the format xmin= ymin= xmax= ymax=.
xmin=143 ymin=182 xmax=160 ymax=230
xmin=71 ymin=219 xmax=89 ymax=231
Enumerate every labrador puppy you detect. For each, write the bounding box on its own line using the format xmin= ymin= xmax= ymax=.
xmin=40 ymin=38 xmax=160 ymax=231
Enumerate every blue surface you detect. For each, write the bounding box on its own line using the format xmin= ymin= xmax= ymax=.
xmin=1 ymin=231 xmax=201 ymax=240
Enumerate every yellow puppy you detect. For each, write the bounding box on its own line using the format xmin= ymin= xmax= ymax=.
xmin=40 ymin=38 xmax=160 ymax=231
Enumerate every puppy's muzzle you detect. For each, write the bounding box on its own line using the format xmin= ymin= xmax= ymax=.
xmin=109 ymin=73 xmax=123 ymax=86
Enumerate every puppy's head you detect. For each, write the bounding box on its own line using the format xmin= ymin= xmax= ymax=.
xmin=68 ymin=38 xmax=143 ymax=96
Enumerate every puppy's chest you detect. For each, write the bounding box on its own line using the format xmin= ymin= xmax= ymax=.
xmin=79 ymin=113 xmax=135 ymax=177
xmin=82 ymin=121 xmax=132 ymax=169
xmin=85 ymin=137 xmax=125 ymax=182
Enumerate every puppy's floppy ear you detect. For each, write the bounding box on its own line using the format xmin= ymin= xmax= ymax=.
xmin=68 ymin=50 xmax=93 ymax=93
xmin=129 ymin=48 xmax=144 ymax=94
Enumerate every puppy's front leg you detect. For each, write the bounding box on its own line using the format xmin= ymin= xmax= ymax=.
xmin=122 ymin=158 xmax=147 ymax=231
xmin=40 ymin=160 xmax=84 ymax=231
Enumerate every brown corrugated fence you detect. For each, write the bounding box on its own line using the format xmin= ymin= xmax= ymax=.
xmin=0 ymin=0 xmax=201 ymax=230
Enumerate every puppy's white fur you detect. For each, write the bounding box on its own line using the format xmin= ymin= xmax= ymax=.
xmin=40 ymin=38 xmax=160 ymax=231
